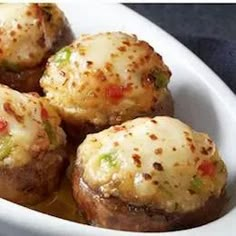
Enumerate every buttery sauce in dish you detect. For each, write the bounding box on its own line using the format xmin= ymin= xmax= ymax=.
xmin=31 ymin=144 xmax=85 ymax=224
xmin=31 ymin=176 xmax=86 ymax=224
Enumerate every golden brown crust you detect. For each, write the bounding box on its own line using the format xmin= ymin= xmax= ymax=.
xmin=0 ymin=148 xmax=67 ymax=205
xmin=0 ymin=23 xmax=74 ymax=93
xmin=63 ymin=89 xmax=174 ymax=144
xmin=72 ymin=166 xmax=226 ymax=232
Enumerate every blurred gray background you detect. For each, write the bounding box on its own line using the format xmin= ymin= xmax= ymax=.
xmin=126 ymin=4 xmax=236 ymax=41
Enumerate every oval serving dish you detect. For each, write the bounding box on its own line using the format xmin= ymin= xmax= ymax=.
xmin=0 ymin=2 xmax=235 ymax=236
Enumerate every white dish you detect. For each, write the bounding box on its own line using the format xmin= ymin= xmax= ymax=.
xmin=0 ymin=2 xmax=235 ymax=236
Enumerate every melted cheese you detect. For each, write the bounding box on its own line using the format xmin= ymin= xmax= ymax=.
xmin=0 ymin=85 xmax=65 ymax=167
xmin=0 ymin=3 xmax=66 ymax=68
xmin=78 ymin=116 xmax=227 ymax=213
xmin=41 ymin=32 xmax=171 ymax=126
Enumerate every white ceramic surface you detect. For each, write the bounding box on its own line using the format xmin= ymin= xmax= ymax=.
xmin=0 ymin=2 xmax=235 ymax=236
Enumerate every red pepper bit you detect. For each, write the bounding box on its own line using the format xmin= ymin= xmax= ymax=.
xmin=198 ymin=160 xmax=216 ymax=177
xmin=113 ymin=125 xmax=125 ymax=132
xmin=0 ymin=118 xmax=8 ymax=133
xmin=105 ymin=84 xmax=124 ymax=101
xmin=41 ymin=106 xmax=49 ymax=120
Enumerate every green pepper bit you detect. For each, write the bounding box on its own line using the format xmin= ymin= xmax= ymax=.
xmin=0 ymin=136 xmax=13 ymax=161
xmin=54 ymin=47 xmax=72 ymax=66
xmin=151 ymin=69 xmax=169 ymax=88
xmin=43 ymin=121 xmax=57 ymax=146
xmin=99 ymin=153 xmax=118 ymax=168
xmin=190 ymin=176 xmax=203 ymax=193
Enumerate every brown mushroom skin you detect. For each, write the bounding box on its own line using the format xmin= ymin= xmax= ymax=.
xmin=0 ymin=65 xmax=44 ymax=93
xmin=0 ymin=148 xmax=67 ymax=206
xmin=73 ymin=166 xmax=226 ymax=232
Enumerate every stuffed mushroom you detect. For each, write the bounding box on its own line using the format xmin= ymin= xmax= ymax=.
xmin=0 ymin=85 xmax=66 ymax=205
xmin=73 ymin=116 xmax=227 ymax=232
xmin=0 ymin=3 xmax=74 ymax=92
xmin=40 ymin=32 xmax=173 ymax=139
